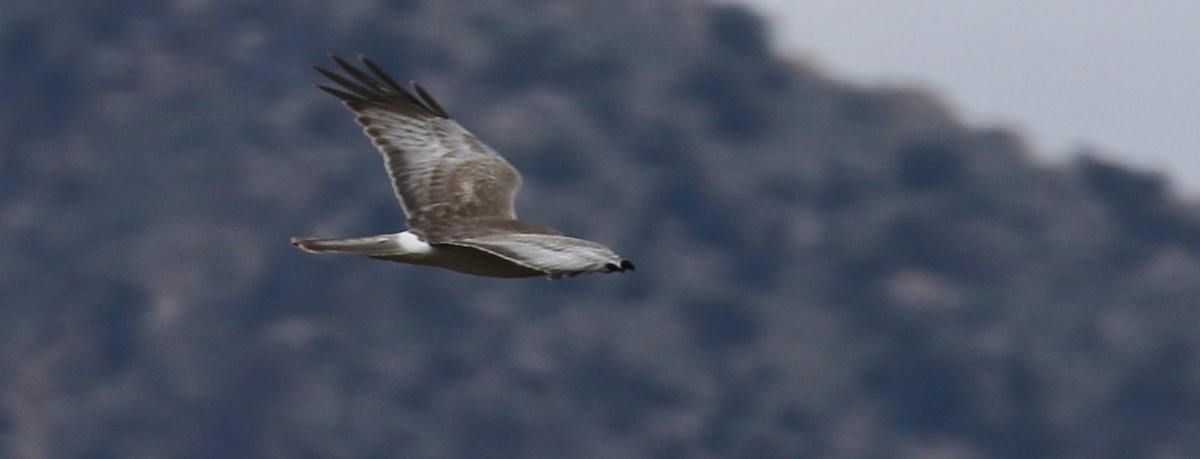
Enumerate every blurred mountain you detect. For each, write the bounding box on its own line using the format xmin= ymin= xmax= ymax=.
xmin=3 ymin=1 xmax=1200 ymax=458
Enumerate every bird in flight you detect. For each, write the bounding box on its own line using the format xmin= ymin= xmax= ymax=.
xmin=291 ymin=55 xmax=635 ymax=279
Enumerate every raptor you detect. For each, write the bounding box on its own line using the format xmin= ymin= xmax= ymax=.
xmin=291 ymin=55 xmax=635 ymax=279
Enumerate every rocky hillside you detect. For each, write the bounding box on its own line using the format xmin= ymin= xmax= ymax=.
xmin=3 ymin=1 xmax=1200 ymax=457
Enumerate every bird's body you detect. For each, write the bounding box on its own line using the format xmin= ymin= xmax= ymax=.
xmin=291 ymin=55 xmax=634 ymax=279
xmin=292 ymin=231 xmax=545 ymax=278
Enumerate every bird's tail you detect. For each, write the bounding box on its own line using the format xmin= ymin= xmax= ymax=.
xmin=290 ymin=235 xmax=402 ymax=256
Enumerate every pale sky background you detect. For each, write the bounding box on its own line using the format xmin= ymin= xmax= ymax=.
xmin=735 ymin=0 xmax=1200 ymax=196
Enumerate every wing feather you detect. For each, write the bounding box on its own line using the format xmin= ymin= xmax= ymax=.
xmin=441 ymin=233 xmax=626 ymax=278
xmin=315 ymin=54 xmax=522 ymax=227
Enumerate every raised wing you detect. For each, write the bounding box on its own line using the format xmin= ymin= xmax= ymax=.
xmin=314 ymin=54 xmax=522 ymax=227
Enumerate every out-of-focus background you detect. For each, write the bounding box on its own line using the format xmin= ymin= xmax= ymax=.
xmin=743 ymin=0 xmax=1200 ymax=195
xmin=3 ymin=1 xmax=1199 ymax=458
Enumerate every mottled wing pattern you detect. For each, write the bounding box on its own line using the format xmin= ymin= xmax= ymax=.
xmin=314 ymin=55 xmax=522 ymax=227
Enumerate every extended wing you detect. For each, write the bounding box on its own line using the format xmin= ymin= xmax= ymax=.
xmin=440 ymin=233 xmax=635 ymax=279
xmin=315 ymin=54 xmax=522 ymax=227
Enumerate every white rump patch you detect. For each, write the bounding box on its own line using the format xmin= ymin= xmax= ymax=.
xmin=394 ymin=231 xmax=434 ymax=254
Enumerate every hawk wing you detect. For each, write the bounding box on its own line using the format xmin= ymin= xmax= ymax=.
xmin=416 ymin=219 xmax=634 ymax=278
xmin=442 ymin=233 xmax=632 ymax=278
xmin=314 ymin=54 xmax=522 ymax=227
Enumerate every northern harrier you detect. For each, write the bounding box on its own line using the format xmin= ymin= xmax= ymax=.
xmin=291 ymin=55 xmax=635 ymax=279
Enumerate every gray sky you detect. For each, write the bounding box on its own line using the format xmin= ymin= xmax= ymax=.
xmin=736 ymin=0 xmax=1200 ymax=196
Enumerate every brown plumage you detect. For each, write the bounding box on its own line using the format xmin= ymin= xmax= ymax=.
xmin=291 ymin=55 xmax=634 ymax=279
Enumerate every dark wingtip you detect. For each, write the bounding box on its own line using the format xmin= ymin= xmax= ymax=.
xmin=312 ymin=53 xmax=449 ymax=119
xmin=411 ymin=82 xmax=450 ymax=118
xmin=604 ymin=260 xmax=636 ymax=273
xmin=328 ymin=53 xmax=354 ymax=69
